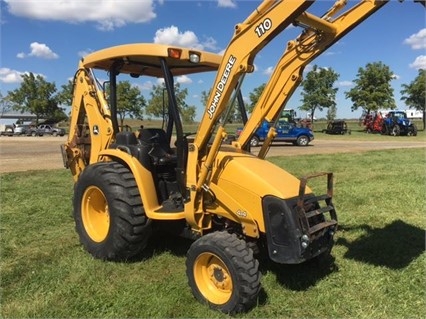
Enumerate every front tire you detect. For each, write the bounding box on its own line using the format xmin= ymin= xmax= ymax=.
xmin=391 ymin=125 xmax=400 ymax=136
xmin=250 ymin=136 xmax=260 ymax=147
xmin=296 ymin=135 xmax=309 ymax=146
xmin=186 ymin=232 xmax=261 ymax=314
xmin=74 ymin=161 xmax=152 ymax=261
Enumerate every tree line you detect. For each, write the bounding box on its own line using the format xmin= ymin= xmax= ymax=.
xmin=1 ymin=61 xmax=424 ymax=128
xmin=248 ymin=62 xmax=425 ymax=128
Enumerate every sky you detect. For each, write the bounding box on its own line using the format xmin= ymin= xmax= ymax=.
xmin=1 ymin=0 xmax=425 ymax=122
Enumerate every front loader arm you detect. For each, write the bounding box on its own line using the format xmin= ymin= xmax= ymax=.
xmin=61 ymin=64 xmax=114 ymax=181
xmin=236 ymin=0 xmax=391 ymax=154
xmin=193 ymin=0 xmax=314 ymax=153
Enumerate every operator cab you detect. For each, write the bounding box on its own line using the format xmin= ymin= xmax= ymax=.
xmin=80 ymin=44 xmax=225 ymax=208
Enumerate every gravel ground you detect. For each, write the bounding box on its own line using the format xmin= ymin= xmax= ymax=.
xmin=0 ymin=135 xmax=425 ymax=173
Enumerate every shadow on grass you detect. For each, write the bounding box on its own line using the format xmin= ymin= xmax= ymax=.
xmin=260 ymin=252 xmax=338 ymax=291
xmin=127 ymin=231 xmax=193 ymax=262
xmin=336 ymin=219 xmax=424 ymax=269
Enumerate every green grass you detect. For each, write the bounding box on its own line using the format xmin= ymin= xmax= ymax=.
xmin=1 ymin=148 xmax=425 ymax=318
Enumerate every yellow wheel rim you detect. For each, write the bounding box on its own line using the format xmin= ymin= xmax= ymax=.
xmin=193 ymin=252 xmax=233 ymax=305
xmin=81 ymin=186 xmax=110 ymax=242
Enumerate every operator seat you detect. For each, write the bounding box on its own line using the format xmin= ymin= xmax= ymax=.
xmin=138 ymin=128 xmax=176 ymax=165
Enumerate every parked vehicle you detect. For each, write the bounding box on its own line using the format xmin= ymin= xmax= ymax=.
xmin=322 ymin=120 xmax=351 ymax=135
xmin=382 ymin=110 xmax=417 ymax=136
xmin=237 ymin=120 xmax=314 ymax=147
xmin=13 ymin=124 xmax=31 ymax=136
xmin=0 ymin=125 xmax=14 ymax=136
xmin=361 ymin=111 xmax=384 ymax=134
xmin=361 ymin=110 xmax=417 ymax=136
xmin=0 ymin=123 xmax=33 ymax=136
xmin=28 ymin=124 xmax=66 ymax=136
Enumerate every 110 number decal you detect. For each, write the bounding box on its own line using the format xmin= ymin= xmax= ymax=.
xmin=254 ymin=18 xmax=272 ymax=37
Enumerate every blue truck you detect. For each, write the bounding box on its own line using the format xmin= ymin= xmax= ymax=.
xmin=237 ymin=120 xmax=314 ymax=147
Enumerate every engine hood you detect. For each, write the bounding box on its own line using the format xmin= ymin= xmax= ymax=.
xmin=212 ymin=148 xmax=310 ymax=200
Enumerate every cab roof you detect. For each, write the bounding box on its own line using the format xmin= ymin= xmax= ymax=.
xmin=81 ymin=43 xmax=222 ymax=78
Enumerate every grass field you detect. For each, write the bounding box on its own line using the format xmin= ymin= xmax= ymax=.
xmin=1 ymin=148 xmax=425 ymax=318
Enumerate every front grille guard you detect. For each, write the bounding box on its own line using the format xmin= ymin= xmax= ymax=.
xmin=296 ymin=172 xmax=338 ymax=240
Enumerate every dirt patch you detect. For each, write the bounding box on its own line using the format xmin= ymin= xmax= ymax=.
xmin=0 ymin=136 xmax=67 ymax=173
xmin=0 ymin=135 xmax=425 ymax=174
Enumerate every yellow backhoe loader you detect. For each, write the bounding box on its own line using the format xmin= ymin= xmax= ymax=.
xmin=61 ymin=0 xmax=425 ymax=314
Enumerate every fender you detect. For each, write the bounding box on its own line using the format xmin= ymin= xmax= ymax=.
xmin=98 ymin=149 xmax=185 ymax=220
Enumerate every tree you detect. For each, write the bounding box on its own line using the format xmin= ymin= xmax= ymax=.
xmin=0 ymin=92 xmax=12 ymax=116
xmin=6 ymin=72 xmax=66 ymax=124
xmin=57 ymin=80 xmax=74 ymax=107
xmin=146 ymin=83 xmax=196 ymax=123
xmin=248 ymin=83 xmax=266 ymax=114
xmin=400 ymin=69 xmax=426 ymax=130
xmin=200 ymin=90 xmax=211 ymax=108
xmin=300 ymin=65 xmax=339 ymax=121
xmin=326 ymin=103 xmax=337 ymax=121
xmin=116 ymin=81 xmax=145 ymax=127
xmin=345 ymin=61 xmax=396 ymax=114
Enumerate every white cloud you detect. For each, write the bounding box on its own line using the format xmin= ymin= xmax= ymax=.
xmin=176 ymin=75 xmax=192 ymax=84
xmin=409 ymin=55 xmax=426 ymax=70
xmin=3 ymin=0 xmax=157 ymax=31
xmin=202 ymin=37 xmax=218 ymax=51
xmin=338 ymin=81 xmax=353 ymax=87
xmin=138 ymin=81 xmax=154 ymax=91
xmin=263 ymin=66 xmax=274 ymax=76
xmin=17 ymin=42 xmax=59 ymax=59
xmin=217 ymin=0 xmax=237 ymax=8
xmin=404 ymin=28 xmax=426 ymax=50
xmin=0 ymin=68 xmax=44 ymax=84
xmin=154 ymin=25 xmax=200 ymax=49
xmin=154 ymin=26 xmax=218 ymax=51
xmin=0 ymin=68 xmax=24 ymax=83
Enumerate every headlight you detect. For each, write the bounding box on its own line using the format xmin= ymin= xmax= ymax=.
xmin=189 ymin=52 xmax=200 ymax=63
xmin=301 ymin=234 xmax=309 ymax=248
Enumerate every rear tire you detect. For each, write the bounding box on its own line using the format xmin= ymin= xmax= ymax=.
xmin=412 ymin=124 xmax=418 ymax=136
xmin=73 ymin=161 xmax=152 ymax=261
xmin=186 ymin=232 xmax=261 ymax=314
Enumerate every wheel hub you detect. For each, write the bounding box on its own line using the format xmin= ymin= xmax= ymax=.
xmin=213 ymin=267 xmax=225 ymax=282
xmin=194 ymin=253 xmax=233 ymax=304
xmin=82 ymin=186 xmax=110 ymax=242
